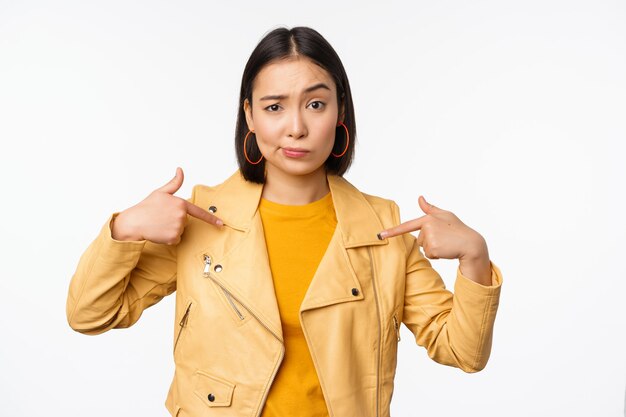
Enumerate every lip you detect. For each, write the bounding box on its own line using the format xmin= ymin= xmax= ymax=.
xmin=282 ymin=147 xmax=309 ymax=158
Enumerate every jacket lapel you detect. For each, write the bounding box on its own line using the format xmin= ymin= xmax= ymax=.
xmin=195 ymin=171 xmax=283 ymax=341
xmin=198 ymin=210 xmax=284 ymax=341
xmin=299 ymin=175 xmax=389 ymax=312
xmin=195 ymin=170 xmax=389 ymax=340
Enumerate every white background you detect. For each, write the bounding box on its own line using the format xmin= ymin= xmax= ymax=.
xmin=1 ymin=0 xmax=625 ymax=415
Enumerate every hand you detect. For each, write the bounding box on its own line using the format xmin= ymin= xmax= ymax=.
xmin=111 ymin=167 xmax=223 ymax=244
xmin=377 ymin=196 xmax=488 ymax=261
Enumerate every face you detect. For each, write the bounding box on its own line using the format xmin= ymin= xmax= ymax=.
xmin=243 ymin=57 xmax=343 ymax=180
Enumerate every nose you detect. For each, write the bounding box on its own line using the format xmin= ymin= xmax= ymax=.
xmin=287 ymin=109 xmax=307 ymax=139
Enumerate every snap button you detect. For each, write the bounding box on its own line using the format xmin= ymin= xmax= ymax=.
xmin=214 ymin=264 xmax=223 ymax=273
xmin=208 ymin=205 xmax=217 ymax=213
xmin=207 ymin=393 xmax=215 ymax=402
xmin=351 ymin=288 xmax=359 ymax=296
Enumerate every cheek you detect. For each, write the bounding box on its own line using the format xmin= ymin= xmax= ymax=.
xmin=314 ymin=116 xmax=339 ymax=147
xmin=254 ymin=118 xmax=282 ymax=145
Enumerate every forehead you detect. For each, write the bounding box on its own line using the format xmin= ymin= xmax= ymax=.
xmin=253 ymin=57 xmax=336 ymax=96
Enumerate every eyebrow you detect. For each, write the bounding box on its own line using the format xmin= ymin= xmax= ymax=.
xmin=259 ymin=82 xmax=331 ymax=101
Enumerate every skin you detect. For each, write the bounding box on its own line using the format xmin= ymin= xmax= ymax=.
xmin=243 ymin=56 xmax=344 ymax=205
xmin=110 ymin=167 xmax=223 ymax=244
xmin=378 ymin=196 xmax=493 ymax=286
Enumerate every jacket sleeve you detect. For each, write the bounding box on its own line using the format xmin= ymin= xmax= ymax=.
xmin=397 ymin=205 xmax=503 ymax=373
xmin=65 ymin=196 xmax=192 ymax=335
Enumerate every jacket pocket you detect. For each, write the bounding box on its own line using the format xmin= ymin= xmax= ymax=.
xmin=206 ymin=277 xmax=251 ymax=325
xmin=386 ymin=310 xmax=402 ymax=366
xmin=219 ymin=285 xmax=247 ymax=322
xmin=174 ymin=297 xmax=195 ymax=355
xmin=193 ymin=370 xmax=236 ymax=408
xmin=393 ymin=312 xmax=401 ymax=342
xmin=201 ymin=252 xmax=250 ymax=326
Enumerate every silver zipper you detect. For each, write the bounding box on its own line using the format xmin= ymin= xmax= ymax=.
xmin=203 ymin=254 xmax=245 ymax=320
xmin=368 ymin=247 xmax=381 ymax=417
xmin=393 ymin=314 xmax=401 ymax=342
xmin=203 ymin=254 xmax=211 ymax=276
xmin=222 ymin=287 xmax=245 ymax=320
xmin=200 ymin=253 xmax=285 ymax=416
xmin=174 ymin=301 xmax=192 ymax=352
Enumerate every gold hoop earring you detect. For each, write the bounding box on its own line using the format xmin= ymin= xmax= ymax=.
xmin=332 ymin=122 xmax=350 ymax=158
xmin=244 ymin=130 xmax=263 ymax=165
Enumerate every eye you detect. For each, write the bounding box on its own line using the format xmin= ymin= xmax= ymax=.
xmin=308 ymin=101 xmax=326 ymax=110
xmin=264 ymin=104 xmax=281 ymax=112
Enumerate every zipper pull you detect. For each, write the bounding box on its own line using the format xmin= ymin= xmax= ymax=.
xmin=203 ymin=254 xmax=211 ymax=277
xmin=179 ymin=303 xmax=192 ymax=327
xmin=393 ymin=314 xmax=401 ymax=342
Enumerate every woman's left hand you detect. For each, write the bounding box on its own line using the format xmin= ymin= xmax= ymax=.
xmin=377 ymin=196 xmax=492 ymax=284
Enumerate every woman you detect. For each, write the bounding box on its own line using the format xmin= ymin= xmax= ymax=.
xmin=66 ymin=26 xmax=503 ymax=417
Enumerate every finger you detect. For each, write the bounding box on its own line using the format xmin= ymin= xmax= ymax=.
xmin=424 ymin=246 xmax=439 ymax=259
xmin=420 ymin=238 xmax=437 ymax=259
xmin=157 ymin=167 xmax=184 ymax=195
xmin=415 ymin=230 xmax=425 ymax=247
xmin=184 ymin=200 xmax=224 ymax=227
xmin=377 ymin=215 xmax=426 ymax=240
xmin=419 ymin=195 xmax=444 ymax=215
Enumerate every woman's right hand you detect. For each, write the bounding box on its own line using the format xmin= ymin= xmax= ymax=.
xmin=111 ymin=167 xmax=223 ymax=244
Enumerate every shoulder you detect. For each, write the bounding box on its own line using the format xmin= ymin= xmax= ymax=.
xmin=190 ymin=183 xmax=218 ymax=204
xmin=189 ymin=183 xmax=220 ymax=207
xmin=336 ymin=175 xmax=401 ymax=227
xmin=189 ymin=170 xmax=254 ymax=205
xmin=349 ymin=184 xmax=411 ymax=256
xmin=345 ymin=182 xmax=414 ymax=257
xmin=360 ymin=192 xmax=401 ymax=225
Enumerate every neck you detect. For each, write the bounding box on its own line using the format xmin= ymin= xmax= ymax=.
xmin=262 ymin=166 xmax=330 ymax=205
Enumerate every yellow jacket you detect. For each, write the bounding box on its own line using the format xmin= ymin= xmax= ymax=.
xmin=66 ymin=170 xmax=503 ymax=417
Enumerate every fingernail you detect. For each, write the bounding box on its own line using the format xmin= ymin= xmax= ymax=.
xmin=377 ymin=231 xmax=387 ymax=240
xmin=216 ymin=219 xmax=224 ymax=226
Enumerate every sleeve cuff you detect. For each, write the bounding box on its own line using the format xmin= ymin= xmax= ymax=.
xmin=454 ymin=260 xmax=503 ymax=296
xmin=97 ymin=212 xmax=148 ymax=263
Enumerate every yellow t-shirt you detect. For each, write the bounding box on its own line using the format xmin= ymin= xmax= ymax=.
xmin=259 ymin=191 xmax=336 ymax=417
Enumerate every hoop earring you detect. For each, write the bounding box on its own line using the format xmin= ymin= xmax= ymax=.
xmin=332 ymin=122 xmax=350 ymax=158
xmin=243 ymin=130 xmax=263 ymax=165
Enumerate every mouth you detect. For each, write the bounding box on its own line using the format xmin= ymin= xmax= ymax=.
xmin=282 ymin=147 xmax=309 ymax=158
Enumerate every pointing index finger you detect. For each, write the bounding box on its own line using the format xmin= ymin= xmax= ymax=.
xmin=184 ymin=200 xmax=224 ymax=227
xmin=377 ymin=215 xmax=426 ymax=240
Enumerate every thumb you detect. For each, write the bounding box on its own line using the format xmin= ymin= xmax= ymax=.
xmin=157 ymin=167 xmax=184 ymax=195
xmin=418 ymin=195 xmax=438 ymax=214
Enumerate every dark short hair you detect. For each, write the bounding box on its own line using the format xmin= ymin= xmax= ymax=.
xmin=235 ymin=26 xmax=356 ymax=184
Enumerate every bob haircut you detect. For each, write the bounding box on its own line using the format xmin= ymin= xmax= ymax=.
xmin=235 ymin=26 xmax=356 ymax=184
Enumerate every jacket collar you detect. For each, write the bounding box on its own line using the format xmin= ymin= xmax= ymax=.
xmin=208 ymin=170 xmax=388 ymax=248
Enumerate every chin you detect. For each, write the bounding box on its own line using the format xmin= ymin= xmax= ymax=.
xmin=271 ymin=161 xmax=327 ymax=178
